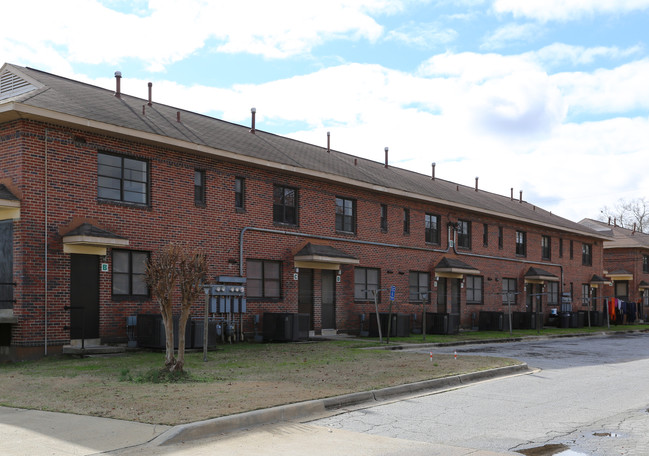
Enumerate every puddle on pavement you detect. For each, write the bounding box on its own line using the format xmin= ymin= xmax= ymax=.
xmin=517 ymin=444 xmax=589 ymax=456
xmin=592 ymin=431 xmax=620 ymax=438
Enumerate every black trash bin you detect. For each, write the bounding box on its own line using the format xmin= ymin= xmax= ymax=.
xmin=559 ymin=312 xmax=571 ymax=328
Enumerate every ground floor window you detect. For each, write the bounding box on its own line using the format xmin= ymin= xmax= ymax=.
xmin=112 ymin=250 xmax=149 ymax=297
xmin=409 ymin=271 xmax=430 ymax=302
xmin=354 ymin=267 xmax=379 ymax=301
xmin=247 ymin=260 xmax=281 ymax=298
xmin=547 ymin=282 xmax=559 ymax=305
xmin=502 ymin=278 xmax=517 ymax=306
xmin=466 ymin=275 xmax=483 ymax=304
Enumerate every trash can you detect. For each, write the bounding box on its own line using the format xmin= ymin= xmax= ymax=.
xmin=559 ymin=312 xmax=571 ymax=328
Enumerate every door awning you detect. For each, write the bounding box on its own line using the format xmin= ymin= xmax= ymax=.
xmin=606 ymin=269 xmax=633 ymax=281
xmin=589 ymin=274 xmax=611 ymax=288
xmin=524 ymin=267 xmax=559 ymax=284
xmin=0 ymin=184 xmax=20 ymax=220
xmin=434 ymin=257 xmax=480 ymax=279
xmin=293 ymin=242 xmax=359 ymax=270
xmin=62 ymin=223 xmax=129 ymax=255
xmin=638 ymin=280 xmax=649 ymax=290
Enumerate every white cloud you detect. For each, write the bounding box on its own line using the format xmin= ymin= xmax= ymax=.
xmin=481 ymin=23 xmax=544 ymax=50
xmin=530 ymin=43 xmax=644 ymax=67
xmin=386 ymin=22 xmax=458 ymax=48
xmin=1 ymin=0 xmax=397 ymax=71
xmin=493 ymin=0 xmax=649 ymax=22
xmin=552 ymin=59 xmax=649 ymax=115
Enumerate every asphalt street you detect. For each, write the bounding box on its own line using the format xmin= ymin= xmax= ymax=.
xmin=313 ymin=332 xmax=649 ymax=455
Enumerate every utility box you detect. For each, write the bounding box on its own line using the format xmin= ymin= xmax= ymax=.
xmin=262 ymin=313 xmax=310 ymax=342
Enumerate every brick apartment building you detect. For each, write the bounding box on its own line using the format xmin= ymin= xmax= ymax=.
xmin=0 ymin=63 xmax=610 ymax=360
xmin=580 ymin=218 xmax=649 ymax=318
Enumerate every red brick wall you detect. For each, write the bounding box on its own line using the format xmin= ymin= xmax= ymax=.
xmin=1 ymin=119 xmax=606 ymax=353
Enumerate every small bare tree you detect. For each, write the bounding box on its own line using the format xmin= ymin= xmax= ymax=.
xmin=176 ymin=250 xmax=208 ymax=372
xmin=145 ymin=244 xmax=180 ymax=370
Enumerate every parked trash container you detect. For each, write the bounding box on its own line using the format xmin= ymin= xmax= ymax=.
xmin=559 ymin=312 xmax=571 ymax=328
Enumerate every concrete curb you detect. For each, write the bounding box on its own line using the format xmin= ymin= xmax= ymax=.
xmin=151 ymin=362 xmax=529 ymax=446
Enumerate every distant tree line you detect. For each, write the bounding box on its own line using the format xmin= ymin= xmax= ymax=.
xmin=599 ymin=197 xmax=648 ymax=233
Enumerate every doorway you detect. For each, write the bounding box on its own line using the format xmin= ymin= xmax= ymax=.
xmin=321 ymin=270 xmax=336 ymax=329
xmin=0 ymin=221 xmax=13 ymax=310
xmin=298 ymin=268 xmax=314 ymax=330
xmin=70 ymin=254 xmax=100 ymax=340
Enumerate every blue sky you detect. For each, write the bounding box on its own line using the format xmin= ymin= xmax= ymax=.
xmin=2 ymin=0 xmax=648 ymax=222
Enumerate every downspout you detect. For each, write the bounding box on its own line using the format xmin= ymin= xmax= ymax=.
xmin=239 ymin=226 xmax=451 ymax=276
xmin=44 ymin=129 xmax=49 ymax=356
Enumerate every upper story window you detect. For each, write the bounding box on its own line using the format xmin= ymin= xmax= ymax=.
xmin=483 ymin=224 xmax=489 ymax=247
xmin=409 ymin=271 xmax=430 ymax=302
xmin=457 ymin=220 xmax=471 ymax=249
xmin=498 ymin=226 xmax=504 ymax=250
xmin=403 ymin=208 xmax=410 ymax=235
xmin=273 ymin=185 xmax=297 ymax=225
xmin=380 ymin=204 xmax=388 ymax=232
xmin=194 ymin=169 xmax=205 ymax=205
xmin=425 ymin=213 xmax=441 ymax=244
xmin=466 ymin=275 xmax=483 ymax=304
xmin=336 ymin=197 xmax=356 ymax=233
xmin=559 ymin=238 xmax=564 ymax=258
xmin=570 ymin=240 xmax=574 ymax=259
xmin=98 ymin=152 xmax=148 ymax=205
xmin=112 ymin=250 xmax=149 ymax=297
xmin=541 ymin=235 xmax=551 ymax=260
xmin=235 ymin=177 xmax=245 ymax=209
xmin=582 ymin=243 xmax=592 ymax=266
xmin=516 ymin=231 xmax=527 ymax=256
xmin=644 ymin=255 xmax=649 ymax=273
xmin=247 ymin=259 xmax=281 ymax=299
xmin=354 ymin=267 xmax=379 ymax=301
xmin=502 ymin=278 xmax=517 ymax=306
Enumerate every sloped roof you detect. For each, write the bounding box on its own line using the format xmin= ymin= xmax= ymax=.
xmin=294 ymin=242 xmax=357 ymax=260
xmin=0 ymin=184 xmax=19 ymax=201
xmin=61 ymin=222 xmax=126 ymax=240
xmin=0 ymin=63 xmax=608 ymax=239
xmin=579 ymin=218 xmax=649 ymax=250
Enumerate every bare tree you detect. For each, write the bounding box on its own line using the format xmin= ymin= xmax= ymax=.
xmin=145 ymin=244 xmax=180 ymax=370
xmin=600 ymin=197 xmax=649 ymax=233
xmin=176 ymin=250 xmax=208 ymax=372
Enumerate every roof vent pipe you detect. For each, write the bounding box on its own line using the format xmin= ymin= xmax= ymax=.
xmin=327 ymin=131 xmax=330 ymax=153
xmin=431 ymin=162 xmax=436 ymax=180
xmin=384 ymin=147 xmax=389 ymax=168
xmin=511 ymin=188 xmax=513 ymax=201
xmin=519 ymin=190 xmax=523 ymax=203
xmin=148 ymin=82 xmax=152 ymax=106
xmin=633 ymin=223 xmax=637 ymax=234
xmin=114 ymin=71 xmax=122 ymax=98
xmin=475 ymin=177 xmax=479 ymax=192
xmin=608 ymin=217 xmax=611 ymax=225
xmin=250 ymin=107 xmax=256 ymax=134
xmin=177 ymin=111 xmax=181 ymax=122
xmin=354 ymin=158 xmax=358 ymax=166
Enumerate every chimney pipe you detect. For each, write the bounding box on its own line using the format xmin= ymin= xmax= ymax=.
xmin=354 ymin=158 xmax=358 ymax=166
xmin=475 ymin=177 xmax=479 ymax=192
xmin=431 ymin=162 xmax=436 ymax=180
xmin=633 ymin=223 xmax=637 ymax=234
xmin=327 ymin=131 xmax=330 ymax=153
xmin=519 ymin=190 xmax=523 ymax=203
xmin=511 ymin=188 xmax=513 ymax=201
xmin=384 ymin=147 xmax=389 ymax=168
xmin=114 ymin=71 xmax=122 ymax=98
xmin=147 ymin=82 xmax=152 ymax=106
xmin=250 ymin=107 xmax=256 ymax=134
xmin=177 ymin=111 xmax=181 ymax=122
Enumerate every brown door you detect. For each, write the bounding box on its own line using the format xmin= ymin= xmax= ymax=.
xmin=298 ymin=268 xmax=314 ymax=330
xmin=0 ymin=221 xmax=13 ymax=310
xmin=70 ymin=254 xmax=100 ymax=339
xmin=321 ymin=270 xmax=336 ymax=329
xmin=451 ymin=278 xmax=461 ymax=315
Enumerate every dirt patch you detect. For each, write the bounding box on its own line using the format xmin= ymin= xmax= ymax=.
xmin=0 ymin=341 xmax=520 ymax=425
